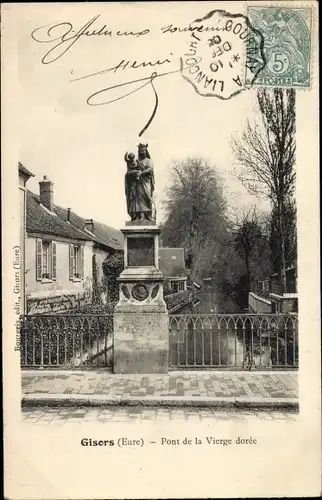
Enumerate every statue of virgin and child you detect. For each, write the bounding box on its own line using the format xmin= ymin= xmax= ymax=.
xmin=124 ymin=143 xmax=156 ymax=222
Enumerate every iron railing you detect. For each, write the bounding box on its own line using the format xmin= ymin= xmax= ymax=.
xmin=169 ymin=314 xmax=298 ymax=369
xmin=21 ymin=312 xmax=299 ymax=371
xmin=20 ymin=314 xmax=113 ymax=368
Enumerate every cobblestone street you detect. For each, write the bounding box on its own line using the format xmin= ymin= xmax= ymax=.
xmin=22 ymin=370 xmax=298 ymax=399
xmin=22 ymin=406 xmax=298 ymax=424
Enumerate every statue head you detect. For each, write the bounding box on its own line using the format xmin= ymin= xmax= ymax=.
xmin=124 ymin=152 xmax=136 ymax=165
xmin=138 ymin=143 xmax=150 ymax=159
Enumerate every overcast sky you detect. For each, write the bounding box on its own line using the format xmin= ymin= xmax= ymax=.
xmin=18 ymin=3 xmax=267 ymax=229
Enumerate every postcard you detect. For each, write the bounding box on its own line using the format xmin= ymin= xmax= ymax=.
xmin=2 ymin=1 xmax=321 ymax=498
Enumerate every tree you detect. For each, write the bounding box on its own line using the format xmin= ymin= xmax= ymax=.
xmin=232 ymin=88 xmax=296 ymax=292
xmin=269 ymin=198 xmax=297 ymax=275
xmin=92 ymin=254 xmax=101 ymax=304
xmin=234 ymin=208 xmax=261 ymax=289
xmin=102 ymin=251 xmax=124 ymax=302
xmin=233 ymin=207 xmax=272 ymax=291
xmin=162 ymin=157 xmax=229 ymax=281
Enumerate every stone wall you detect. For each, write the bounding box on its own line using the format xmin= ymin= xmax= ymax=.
xmin=248 ymin=292 xmax=272 ymax=313
xmin=165 ymin=290 xmax=195 ymax=313
xmin=26 ymin=291 xmax=91 ymax=315
xmin=269 ymin=293 xmax=298 ymax=314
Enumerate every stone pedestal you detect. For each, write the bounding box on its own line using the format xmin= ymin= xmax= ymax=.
xmin=113 ymin=222 xmax=169 ymax=374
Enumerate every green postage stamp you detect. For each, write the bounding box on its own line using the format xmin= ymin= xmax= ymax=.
xmin=246 ymin=6 xmax=312 ymax=87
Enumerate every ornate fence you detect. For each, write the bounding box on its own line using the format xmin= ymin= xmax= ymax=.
xmin=169 ymin=314 xmax=298 ymax=369
xmin=20 ymin=314 xmax=113 ymax=368
xmin=21 ymin=312 xmax=299 ymax=370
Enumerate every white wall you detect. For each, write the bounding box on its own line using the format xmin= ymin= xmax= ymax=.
xmin=26 ymin=236 xmax=93 ymax=299
xmin=248 ymin=292 xmax=271 ymax=314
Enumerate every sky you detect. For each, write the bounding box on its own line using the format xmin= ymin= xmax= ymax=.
xmin=17 ymin=2 xmax=268 ymax=229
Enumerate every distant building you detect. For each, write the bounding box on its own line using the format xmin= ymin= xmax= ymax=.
xmin=159 ymin=247 xmax=187 ymax=293
xmin=269 ymin=267 xmax=298 ymax=314
xmin=249 ymin=266 xmax=298 ymax=314
xmin=23 ymin=170 xmax=123 ymax=314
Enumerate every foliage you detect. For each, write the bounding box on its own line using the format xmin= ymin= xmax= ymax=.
xmin=233 ymin=207 xmax=272 ymax=289
xmin=92 ymin=254 xmax=101 ymax=304
xmin=162 ymin=157 xmax=230 ymax=282
xmin=66 ymin=302 xmax=117 ymax=314
xmin=269 ymin=198 xmax=297 ymax=274
xmin=232 ymin=89 xmax=296 ymax=291
xmin=102 ymin=251 xmax=124 ymax=302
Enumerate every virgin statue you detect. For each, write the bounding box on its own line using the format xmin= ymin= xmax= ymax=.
xmin=124 ymin=143 xmax=155 ymax=222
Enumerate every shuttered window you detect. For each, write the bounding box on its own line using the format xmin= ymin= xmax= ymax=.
xmin=52 ymin=242 xmax=57 ymax=280
xmin=69 ymin=244 xmax=85 ymax=280
xmin=36 ymin=239 xmax=56 ymax=280
xmin=36 ymin=239 xmax=42 ymax=281
xmin=42 ymin=241 xmax=50 ymax=276
xmin=69 ymin=244 xmax=75 ymax=280
xmin=80 ymin=246 xmax=84 ymax=278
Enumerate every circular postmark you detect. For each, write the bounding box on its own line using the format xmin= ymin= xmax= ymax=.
xmin=180 ymin=10 xmax=266 ymax=99
xmin=131 ymin=283 xmax=149 ymax=301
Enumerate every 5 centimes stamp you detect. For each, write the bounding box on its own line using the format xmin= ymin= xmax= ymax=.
xmin=246 ymin=6 xmax=312 ymax=88
xmin=180 ymin=10 xmax=266 ymax=100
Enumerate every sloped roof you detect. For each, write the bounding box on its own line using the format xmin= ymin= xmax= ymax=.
xmin=26 ymin=190 xmax=123 ymax=250
xmin=19 ymin=162 xmax=35 ymax=179
xmin=158 ymin=247 xmax=187 ymax=278
xmin=87 ymin=220 xmax=124 ymax=250
xmin=54 ymin=205 xmax=123 ymax=250
xmin=26 ymin=191 xmax=92 ymax=241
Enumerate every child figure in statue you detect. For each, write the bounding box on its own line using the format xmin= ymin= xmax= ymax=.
xmin=124 ymin=152 xmax=140 ymax=179
xmin=124 ymin=153 xmax=141 ymax=220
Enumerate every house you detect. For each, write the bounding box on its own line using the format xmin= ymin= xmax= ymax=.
xmin=52 ymin=209 xmax=123 ymax=301
xmin=23 ymin=169 xmax=123 ymax=314
xmin=18 ymin=163 xmax=35 ymax=315
xmin=269 ymin=267 xmax=298 ymax=314
xmin=158 ymin=247 xmax=187 ymax=293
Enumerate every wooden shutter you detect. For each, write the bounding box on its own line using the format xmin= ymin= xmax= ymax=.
xmin=69 ymin=244 xmax=74 ymax=280
xmin=52 ymin=242 xmax=57 ymax=280
xmin=80 ymin=246 xmax=85 ymax=279
xmin=36 ymin=239 xmax=42 ymax=281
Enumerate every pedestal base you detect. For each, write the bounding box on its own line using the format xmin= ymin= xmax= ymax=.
xmin=113 ymin=223 xmax=169 ymax=374
xmin=113 ymin=266 xmax=169 ymax=374
xmin=114 ymin=310 xmax=168 ymax=374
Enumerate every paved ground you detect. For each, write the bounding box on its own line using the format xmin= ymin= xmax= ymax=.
xmin=22 ymin=370 xmax=298 ymax=408
xmin=22 ymin=406 xmax=298 ymax=424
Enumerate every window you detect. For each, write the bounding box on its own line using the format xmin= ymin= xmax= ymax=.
xmin=36 ymin=239 xmax=56 ymax=281
xmin=170 ymin=280 xmax=186 ymax=293
xmin=69 ymin=244 xmax=84 ymax=280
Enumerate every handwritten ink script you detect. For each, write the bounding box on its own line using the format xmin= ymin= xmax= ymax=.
xmin=31 ymin=13 xmax=266 ymax=135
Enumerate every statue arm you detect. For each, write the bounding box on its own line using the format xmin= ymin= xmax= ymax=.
xmin=138 ymin=159 xmax=153 ymax=176
xmin=140 ymin=166 xmax=152 ymax=176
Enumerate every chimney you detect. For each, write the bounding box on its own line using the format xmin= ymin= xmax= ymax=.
xmin=85 ymin=219 xmax=94 ymax=233
xmin=67 ymin=208 xmax=71 ymax=222
xmin=39 ymin=175 xmax=53 ymax=212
